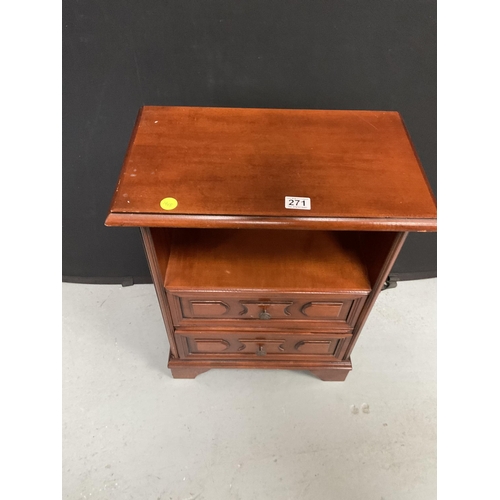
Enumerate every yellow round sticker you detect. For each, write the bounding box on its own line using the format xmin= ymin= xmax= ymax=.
xmin=160 ymin=197 xmax=178 ymax=210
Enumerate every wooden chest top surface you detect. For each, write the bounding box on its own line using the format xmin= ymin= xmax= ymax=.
xmin=106 ymin=106 xmax=436 ymax=230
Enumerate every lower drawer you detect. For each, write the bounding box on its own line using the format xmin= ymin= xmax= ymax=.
xmin=175 ymin=330 xmax=352 ymax=361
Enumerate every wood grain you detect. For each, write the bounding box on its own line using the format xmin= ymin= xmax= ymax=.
xmin=107 ymin=106 xmax=435 ymax=381
xmin=164 ymin=228 xmax=371 ymax=292
xmin=167 ymin=291 xmax=366 ymax=330
xmin=105 ymin=212 xmax=436 ymax=231
xmin=344 ymin=231 xmax=408 ymax=359
xmin=106 ymin=106 xmax=437 ymax=230
xmin=175 ymin=330 xmax=351 ymax=361
xmin=140 ymin=227 xmax=178 ymax=357
xmin=168 ymin=354 xmax=353 ymax=381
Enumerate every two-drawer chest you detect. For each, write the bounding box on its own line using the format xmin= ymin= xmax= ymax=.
xmin=105 ymin=106 xmax=437 ymax=381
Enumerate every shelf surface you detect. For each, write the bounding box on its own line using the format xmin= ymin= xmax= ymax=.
xmin=164 ymin=229 xmax=371 ymax=293
xmin=106 ymin=106 xmax=436 ymax=231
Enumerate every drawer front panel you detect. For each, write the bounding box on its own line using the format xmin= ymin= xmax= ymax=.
xmin=175 ymin=330 xmax=352 ymax=361
xmin=167 ymin=292 xmax=366 ymax=329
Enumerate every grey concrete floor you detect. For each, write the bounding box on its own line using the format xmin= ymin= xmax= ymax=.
xmin=63 ymin=278 xmax=436 ymax=500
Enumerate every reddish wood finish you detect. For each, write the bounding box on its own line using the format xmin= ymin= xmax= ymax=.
xmin=164 ymin=229 xmax=371 ymax=292
xmin=105 ymin=106 xmax=436 ymax=231
xmin=106 ymin=106 xmax=437 ymax=381
xmin=169 ymin=365 xmax=211 ymax=379
xmin=175 ymin=330 xmax=351 ymax=361
xmin=140 ymin=227 xmax=178 ymax=357
xmin=308 ymin=367 xmax=351 ymax=382
xmin=168 ymin=355 xmax=352 ymax=381
xmin=105 ymin=212 xmax=436 ymax=232
xmin=344 ymin=232 xmax=408 ymax=358
xmin=167 ymin=291 xmax=366 ymax=330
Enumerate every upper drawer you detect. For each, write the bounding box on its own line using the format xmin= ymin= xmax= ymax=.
xmin=167 ymin=291 xmax=367 ymax=329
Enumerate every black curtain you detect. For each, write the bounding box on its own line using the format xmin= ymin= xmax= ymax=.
xmin=63 ymin=1 xmax=436 ymax=284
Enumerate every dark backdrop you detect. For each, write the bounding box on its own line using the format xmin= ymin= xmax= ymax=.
xmin=63 ymin=1 xmax=436 ymax=284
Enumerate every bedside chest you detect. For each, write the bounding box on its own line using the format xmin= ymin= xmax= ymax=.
xmin=105 ymin=106 xmax=437 ymax=381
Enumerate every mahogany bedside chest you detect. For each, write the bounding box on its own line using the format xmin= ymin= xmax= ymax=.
xmin=105 ymin=106 xmax=437 ymax=381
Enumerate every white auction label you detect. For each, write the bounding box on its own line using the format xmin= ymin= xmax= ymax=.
xmin=285 ymin=196 xmax=311 ymax=210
